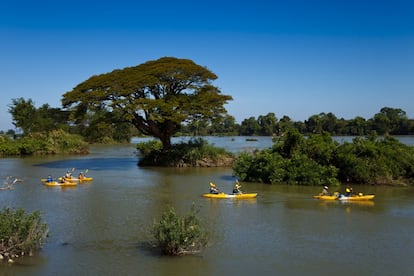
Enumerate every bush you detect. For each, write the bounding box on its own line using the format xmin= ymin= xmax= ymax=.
xmin=151 ymin=206 xmax=208 ymax=256
xmin=0 ymin=130 xmax=88 ymax=156
xmin=0 ymin=208 xmax=48 ymax=261
xmin=136 ymin=140 xmax=163 ymax=156
xmin=137 ymin=138 xmax=234 ymax=167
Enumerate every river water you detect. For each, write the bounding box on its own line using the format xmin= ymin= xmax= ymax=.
xmin=1 ymin=137 xmax=414 ymax=275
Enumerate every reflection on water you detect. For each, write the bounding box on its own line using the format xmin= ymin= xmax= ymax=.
xmin=0 ymin=138 xmax=414 ymax=275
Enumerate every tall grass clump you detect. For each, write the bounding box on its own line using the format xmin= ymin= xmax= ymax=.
xmin=151 ymin=206 xmax=208 ymax=256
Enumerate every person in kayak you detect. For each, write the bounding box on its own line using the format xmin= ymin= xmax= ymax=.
xmin=232 ymin=181 xmax=243 ymax=195
xmin=321 ymin=186 xmax=329 ymax=195
xmin=65 ymin=171 xmax=72 ymax=179
xmin=78 ymin=172 xmax=85 ymax=180
xmin=345 ymin=186 xmax=353 ymax=197
xmin=46 ymin=175 xmax=53 ymax=183
xmin=209 ymin=182 xmax=219 ymax=194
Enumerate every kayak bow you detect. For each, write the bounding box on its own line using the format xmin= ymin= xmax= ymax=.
xmin=338 ymin=194 xmax=375 ymax=201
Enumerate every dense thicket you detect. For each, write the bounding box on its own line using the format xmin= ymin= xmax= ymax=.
xmin=0 ymin=130 xmax=88 ymax=156
xmin=233 ymin=130 xmax=414 ymax=186
xmin=137 ymin=138 xmax=233 ymax=167
xmin=0 ymin=208 xmax=48 ymax=261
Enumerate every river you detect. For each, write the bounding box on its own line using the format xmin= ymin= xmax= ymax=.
xmin=1 ymin=136 xmax=414 ymax=275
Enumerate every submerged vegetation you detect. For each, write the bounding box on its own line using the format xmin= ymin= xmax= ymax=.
xmin=151 ymin=206 xmax=208 ymax=256
xmin=137 ymin=138 xmax=234 ymax=167
xmin=0 ymin=208 xmax=48 ymax=262
xmin=233 ymin=130 xmax=414 ymax=186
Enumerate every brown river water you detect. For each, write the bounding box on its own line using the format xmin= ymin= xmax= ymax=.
xmin=1 ymin=136 xmax=414 ymax=276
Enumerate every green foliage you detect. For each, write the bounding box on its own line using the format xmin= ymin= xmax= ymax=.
xmin=233 ymin=131 xmax=414 ymax=186
xmin=178 ymin=106 xmax=413 ymax=137
xmin=8 ymin=98 xmax=69 ymax=135
xmin=274 ymin=128 xmax=305 ymax=158
xmin=0 ymin=130 xmax=88 ymax=156
xmin=136 ymin=140 xmax=163 ymax=156
xmin=62 ymin=57 xmax=233 ymax=149
xmin=0 ymin=208 xmax=48 ymax=259
xmin=257 ymin=113 xmax=278 ymax=135
xmin=334 ymin=136 xmax=414 ymax=184
xmin=233 ymin=149 xmax=339 ymax=186
xmin=239 ymin=116 xmax=261 ymax=136
xmin=151 ymin=206 xmax=208 ymax=255
xmin=283 ymin=155 xmax=339 ymax=186
xmin=72 ymin=108 xmax=133 ymax=143
xmin=137 ymin=138 xmax=233 ymax=167
xmin=8 ymin=98 xmax=36 ymax=135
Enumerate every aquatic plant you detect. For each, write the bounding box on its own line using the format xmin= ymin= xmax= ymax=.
xmin=0 ymin=208 xmax=48 ymax=262
xmin=151 ymin=205 xmax=208 ymax=256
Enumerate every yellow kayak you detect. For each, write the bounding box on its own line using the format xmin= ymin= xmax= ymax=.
xmin=64 ymin=177 xmax=93 ymax=182
xmin=202 ymin=193 xmax=257 ymax=199
xmin=338 ymin=194 xmax=375 ymax=201
xmin=313 ymin=194 xmax=375 ymax=201
xmin=42 ymin=181 xmax=78 ymax=187
xmin=41 ymin=177 xmax=93 ymax=182
xmin=313 ymin=195 xmax=338 ymax=200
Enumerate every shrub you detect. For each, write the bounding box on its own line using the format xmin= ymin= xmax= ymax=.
xmin=234 ymin=132 xmax=414 ymax=186
xmin=0 ymin=130 xmax=88 ymax=156
xmin=137 ymin=138 xmax=233 ymax=167
xmin=151 ymin=206 xmax=208 ymax=256
xmin=136 ymin=140 xmax=163 ymax=156
xmin=0 ymin=208 xmax=48 ymax=261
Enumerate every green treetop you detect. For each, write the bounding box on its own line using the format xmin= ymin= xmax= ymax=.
xmin=62 ymin=57 xmax=232 ymax=149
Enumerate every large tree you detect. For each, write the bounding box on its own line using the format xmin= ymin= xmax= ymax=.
xmin=62 ymin=57 xmax=232 ymax=149
xmin=8 ymin=98 xmax=69 ymax=135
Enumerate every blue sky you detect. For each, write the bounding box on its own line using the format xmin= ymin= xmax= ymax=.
xmin=1 ymin=0 xmax=413 ymax=131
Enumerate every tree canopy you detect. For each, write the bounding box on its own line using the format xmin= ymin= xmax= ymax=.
xmin=62 ymin=57 xmax=233 ymax=149
xmin=8 ymin=98 xmax=69 ymax=135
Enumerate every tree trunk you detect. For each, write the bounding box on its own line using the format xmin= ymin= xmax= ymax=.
xmin=159 ymin=134 xmax=171 ymax=150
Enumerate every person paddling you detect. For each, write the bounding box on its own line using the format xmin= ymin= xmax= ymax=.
xmin=345 ymin=186 xmax=353 ymax=197
xmin=209 ymin=182 xmax=219 ymax=194
xmin=232 ymin=180 xmax=243 ymax=195
xmin=65 ymin=171 xmax=72 ymax=179
xmin=321 ymin=186 xmax=329 ymax=195
xmin=78 ymin=172 xmax=85 ymax=180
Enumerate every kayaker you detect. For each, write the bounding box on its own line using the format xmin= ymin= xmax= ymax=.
xmin=345 ymin=186 xmax=353 ymax=196
xmin=78 ymin=172 xmax=85 ymax=180
xmin=46 ymin=175 xmax=53 ymax=183
xmin=209 ymin=182 xmax=219 ymax=194
xmin=232 ymin=181 xmax=242 ymax=194
xmin=65 ymin=171 xmax=72 ymax=179
xmin=321 ymin=186 xmax=329 ymax=195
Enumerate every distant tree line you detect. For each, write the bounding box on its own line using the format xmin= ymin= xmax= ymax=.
xmin=3 ymin=99 xmax=414 ymax=143
xmin=180 ymin=107 xmax=414 ymax=137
